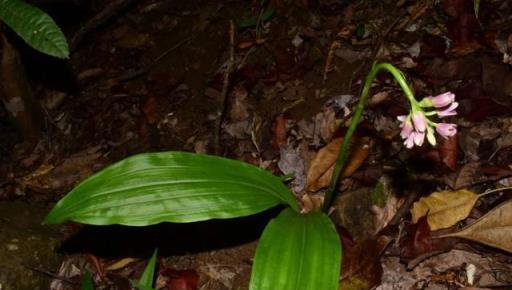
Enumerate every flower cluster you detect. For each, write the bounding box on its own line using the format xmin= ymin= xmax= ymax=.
xmin=398 ymin=92 xmax=458 ymax=148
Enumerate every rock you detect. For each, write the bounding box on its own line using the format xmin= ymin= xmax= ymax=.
xmin=0 ymin=202 xmax=61 ymax=290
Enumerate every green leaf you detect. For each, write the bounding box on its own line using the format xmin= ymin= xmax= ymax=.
xmin=80 ymin=271 xmax=94 ymax=290
xmin=0 ymin=0 xmax=69 ymax=58
xmin=133 ymin=249 xmax=158 ymax=290
xmin=473 ymin=0 xmax=480 ymax=21
xmin=249 ymin=208 xmax=342 ymax=290
xmin=239 ymin=16 xmax=258 ymax=28
xmin=239 ymin=8 xmax=274 ymax=28
xmin=139 ymin=249 xmax=158 ymax=289
xmin=44 ymin=152 xmax=299 ymax=225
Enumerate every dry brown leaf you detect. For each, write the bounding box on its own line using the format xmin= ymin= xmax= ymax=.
xmin=300 ymin=194 xmax=324 ymax=214
xmin=446 ymin=162 xmax=480 ymax=190
xmin=439 ymin=199 xmax=512 ymax=253
xmin=106 ymin=257 xmax=138 ymax=271
xmin=306 ymin=137 xmax=372 ymax=192
xmin=411 ymin=189 xmax=478 ymax=231
xmin=439 ymin=135 xmax=458 ymax=171
xmin=271 ymin=114 xmax=288 ymax=150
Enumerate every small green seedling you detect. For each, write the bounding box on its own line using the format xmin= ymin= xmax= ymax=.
xmin=80 ymin=271 xmax=94 ymax=290
xmin=80 ymin=249 xmax=158 ymax=290
xmin=133 ymin=249 xmax=159 ymax=290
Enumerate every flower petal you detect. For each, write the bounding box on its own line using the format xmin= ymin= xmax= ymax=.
xmin=412 ymin=112 xmax=427 ymax=132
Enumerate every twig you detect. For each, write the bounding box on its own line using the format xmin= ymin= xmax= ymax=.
xmin=23 ymin=264 xmax=79 ymax=285
xmin=214 ymin=20 xmax=235 ymax=155
xmin=323 ymin=41 xmax=341 ymax=83
xmin=71 ymin=0 xmax=140 ymax=51
xmin=388 ymin=190 xmax=419 ymax=227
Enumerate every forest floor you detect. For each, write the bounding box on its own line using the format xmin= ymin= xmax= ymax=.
xmin=1 ymin=0 xmax=512 ymax=289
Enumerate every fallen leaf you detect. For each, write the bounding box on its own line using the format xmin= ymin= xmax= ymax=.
xmin=278 ymin=145 xmax=306 ymax=194
xmin=306 ymin=137 xmax=373 ymax=192
xmin=271 ymin=114 xmax=288 ymax=150
xmin=340 ymin=236 xmax=391 ymax=290
xmin=400 ymin=215 xmax=433 ymax=259
xmin=332 ymin=187 xmax=376 ymax=240
xmin=106 ymin=258 xmax=138 ymax=271
xmin=445 ymin=162 xmax=480 ymax=190
xmin=323 ymin=41 xmax=341 ymax=81
xmin=300 ymin=194 xmax=324 ymax=213
xmin=411 ymin=189 xmax=478 ymax=231
xmin=438 ymin=135 xmax=458 ymax=171
xmin=439 ymin=199 xmax=512 ymax=253
xmin=380 ymin=249 xmax=511 ymax=289
xmin=228 ymin=83 xmax=250 ymax=122
xmin=161 ymin=269 xmax=199 ymax=290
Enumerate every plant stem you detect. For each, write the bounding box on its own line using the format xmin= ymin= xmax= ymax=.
xmin=322 ymin=62 xmax=416 ymax=212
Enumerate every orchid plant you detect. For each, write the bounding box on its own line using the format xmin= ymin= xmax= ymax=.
xmin=44 ymin=62 xmax=456 ymax=290
xmin=323 ymin=62 xmax=458 ymax=210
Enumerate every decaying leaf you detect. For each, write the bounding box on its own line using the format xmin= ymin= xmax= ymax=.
xmin=400 ymin=215 xmax=433 ymax=259
xmin=438 ymin=136 xmax=458 ymax=171
xmin=271 ymin=114 xmax=288 ymax=150
xmin=306 ymin=137 xmax=372 ymax=192
xmin=445 ymin=162 xmax=480 ymax=190
xmin=439 ymin=199 xmax=512 ymax=253
xmin=411 ymin=189 xmax=478 ymax=231
xmin=340 ymin=236 xmax=391 ymax=290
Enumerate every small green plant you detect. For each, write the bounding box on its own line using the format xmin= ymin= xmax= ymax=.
xmin=80 ymin=249 xmax=159 ymax=290
xmin=133 ymin=249 xmax=159 ymax=290
xmin=0 ymin=0 xmax=69 ymax=58
xmin=46 ymin=62 xmax=457 ymax=290
xmin=239 ymin=0 xmax=274 ymax=38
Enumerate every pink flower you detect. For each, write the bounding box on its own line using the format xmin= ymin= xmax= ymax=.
xmin=412 ymin=111 xmax=427 ymax=132
xmin=436 ymin=123 xmax=457 ymax=138
xmin=426 ymin=127 xmax=436 ymax=146
xmin=437 ymin=102 xmax=459 ymax=117
xmin=400 ymin=119 xmax=413 ymax=139
xmin=414 ymin=131 xmax=425 ymax=146
xmin=420 ymin=92 xmax=455 ymax=108
xmin=404 ymin=132 xmax=415 ymax=148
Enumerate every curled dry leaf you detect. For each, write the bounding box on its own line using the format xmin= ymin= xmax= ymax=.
xmin=300 ymin=194 xmax=324 ymax=213
xmin=439 ymin=199 xmax=512 ymax=253
xmin=271 ymin=114 xmax=288 ymax=150
xmin=411 ymin=189 xmax=478 ymax=231
xmin=438 ymin=135 xmax=458 ymax=171
xmin=306 ymin=137 xmax=373 ymax=192
xmin=445 ymin=162 xmax=480 ymax=190
xmin=400 ymin=215 xmax=433 ymax=259
xmin=340 ymin=236 xmax=391 ymax=290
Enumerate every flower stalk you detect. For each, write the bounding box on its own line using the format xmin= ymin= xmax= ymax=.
xmin=322 ymin=62 xmax=457 ymax=212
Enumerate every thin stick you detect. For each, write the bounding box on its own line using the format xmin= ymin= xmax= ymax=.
xmin=214 ymin=20 xmax=235 ymax=155
xmin=23 ymin=264 xmax=79 ymax=285
xmin=478 ymin=186 xmax=512 ymax=198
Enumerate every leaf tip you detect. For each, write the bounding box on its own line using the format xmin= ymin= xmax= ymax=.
xmin=42 ymin=207 xmax=67 ymax=225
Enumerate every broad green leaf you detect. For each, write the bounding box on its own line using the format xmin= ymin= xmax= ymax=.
xmin=44 ymin=152 xmax=299 ymax=225
xmin=80 ymin=271 xmax=94 ymax=290
xmin=0 ymin=0 xmax=69 ymax=58
xmin=133 ymin=249 xmax=158 ymax=290
xmin=249 ymin=208 xmax=341 ymax=290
